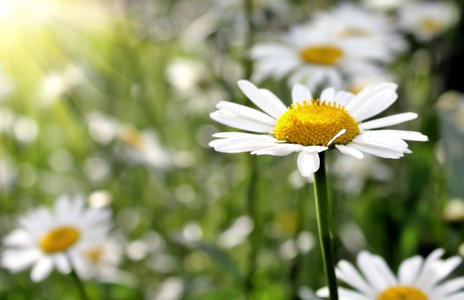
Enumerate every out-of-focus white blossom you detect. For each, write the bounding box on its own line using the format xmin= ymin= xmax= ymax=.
xmin=398 ymin=2 xmax=458 ymax=41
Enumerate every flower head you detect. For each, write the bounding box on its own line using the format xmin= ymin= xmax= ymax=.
xmin=312 ymin=3 xmax=407 ymax=58
xmin=1 ymin=195 xmax=111 ymax=282
xmin=209 ymin=80 xmax=427 ymax=177
xmin=317 ymin=249 xmax=464 ymax=300
xmin=398 ymin=2 xmax=458 ymax=41
xmin=250 ymin=17 xmax=389 ymax=90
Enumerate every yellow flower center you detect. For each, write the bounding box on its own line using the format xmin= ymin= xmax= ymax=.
xmin=119 ymin=128 xmax=143 ymax=149
xmin=300 ymin=46 xmax=343 ymax=65
xmin=83 ymin=247 xmax=102 ymax=264
xmin=337 ymin=28 xmax=370 ymax=39
xmin=378 ymin=286 xmax=428 ymax=300
xmin=39 ymin=226 xmax=80 ymax=253
xmin=274 ymin=100 xmax=359 ymax=146
xmin=419 ymin=19 xmax=443 ymax=35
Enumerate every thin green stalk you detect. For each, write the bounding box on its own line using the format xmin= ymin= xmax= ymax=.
xmin=243 ymin=0 xmax=259 ymax=299
xmin=313 ymin=152 xmax=338 ymax=300
xmin=67 ymin=256 xmax=89 ymax=300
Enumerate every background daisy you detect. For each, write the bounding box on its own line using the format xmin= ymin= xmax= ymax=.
xmin=1 ymin=195 xmax=111 ymax=282
xmin=317 ymin=249 xmax=464 ymax=300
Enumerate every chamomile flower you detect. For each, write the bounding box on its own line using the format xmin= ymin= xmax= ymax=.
xmin=311 ymin=3 xmax=407 ymax=60
xmin=209 ymin=80 xmax=427 ymax=178
xmin=317 ymin=249 xmax=464 ymax=300
xmin=73 ymin=235 xmax=136 ymax=286
xmin=250 ymin=21 xmax=386 ymax=90
xmin=398 ymin=2 xmax=458 ymax=41
xmin=1 ymin=195 xmax=111 ymax=282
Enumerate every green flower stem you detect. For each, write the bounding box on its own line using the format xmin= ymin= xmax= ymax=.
xmin=67 ymin=255 xmax=89 ymax=300
xmin=313 ymin=152 xmax=338 ymax=300
xmin=243 ymin=0 xmax=259 ymax=299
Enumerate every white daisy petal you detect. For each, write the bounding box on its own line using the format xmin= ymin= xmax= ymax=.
xmin=327 ymin=129 xmax=346 ymax=146
xmin=292 ymin=83 xmax=312 ymax=106
xmin=414 ymin=248 xmax=445 ymax=289
xmin=335 ymin=144 xmax=364 ymax=159
xmin=336 ymin=260 xmax=377 ymax=296
xmin=2 ymin=229 xmax=33 ymax=247
xmin=349 ymin=143 xmax=405 ymax=159
xmin=337 ymin=287 xmax=371 ymax=300
xmin=54 ymin=255 xmax=71 ymax=274
xmin=350 ymin=90 xmax=398 ymax=122
xmin=259 ymin=89 xmax=291 ymax=113
xmin=422 ymin=255 xmax=462 ymax=291
xmin=212 ymin=132 xmax=278 ymax=140
xmin=1 ymin=249 xmax=42 ymax=272
xmin=444 ymin=292 xmax=464 ymax=300
xmin=31 ymin=257 xmax=54 ymax=282
xmin=238 ymin=80 xmax=287 ymax=119
xmin=357 ymin=251 xmax=390 ymax=291
xmin=297 ymin=151 xmax=320 ymax=177
xmin=398 ymin=256 xmax=423 ymax=285
xmin=366 ymin=130 xmax=428 ymax=141
xmin=210 ymin=111 xmax=275 ymax=133
xmin=251 ymin=144 xmax=303 ymax=156
xmin=335 ymin=91 xmax=354 ymax=107
xmin=430 ymin=277 xmax=464 ymax=298
xmin=210 ymin=138 xmax=277 ymax=153
xmin=359 ymin=113 xmax=418 ymax=130
xmin=216 ymin=101 xmax=277 ymax=125
xmin=320 ymin=87 xmax=335 ymax=103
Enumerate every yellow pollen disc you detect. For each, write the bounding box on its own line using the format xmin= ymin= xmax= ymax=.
xmin=300 ymin=46 xmax=343 ymax=65
xmin=419 ymin=19 xmax=443 ymax=35
xmin=274 ymin=100 xmax=359 ymax=146
xmin=337 ymin=28 xmax=370 ymax=39
xmin=39 ymin=226 xmax=80 ymax=253
xmin=83 ymin=247 xmax=102 ymax=264
xmin=120 ymin=128 xmax=143 ymax=149
xmin=377 ymin=286 xmax=428 ymax=300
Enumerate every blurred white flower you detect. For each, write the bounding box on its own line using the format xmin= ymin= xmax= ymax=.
xmin=1 ymin=195 xmax=111 ymax=282
xmin=74 ymin=234 xmax=135 ymax=286
xmin=332 ymin=154 xmax=392 ymax=195
xmin=312 ymin=3 xmax=406 ymax=60
xmin=165 ymin=58 xmax=225 ymax=115
xmin=347 ymin=71 xmax=396 ymax=95
xmin=251 ymin=21 xmax=387 ymax=90
xmin=362 ymin=0 xmax=406 ymax=11
xmin=317 ymin=249 xmax=464 ymax=300
xmin=218 ymin=216 xmax=254 ymax=248
xmin=117 ymin=126 xmax=173 ymax=171
xmin=87 ymin=112 xmax=173 ymax=171
xmin=13 ymin=116 xmax=38 ymax=144
xmin=153 ymin=277 xmax=184 ymax=300
xmin=443 ymin=198 xmax=464 ymax=222
xmin=398 ymin=2 xmax=458 ymax=41
xmin=0 ymin=156 xmax=15 ymax=189
xmin=38 ymin=64 xmax=85 ymax=106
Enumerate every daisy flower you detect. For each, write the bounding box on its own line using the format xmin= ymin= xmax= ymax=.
xmin=317 ymin=249 xmax=464 ymax=300
xmin=209 ymin=80 xmax=427 ymax=177
xmin=250 ymin=20 xmax=386 ymax=90
xmin=1 ymin=195 xmax=111 ymax=282
xmin=398 ymin=2 xmax=458 ymax=41
xmin=73 ymin=235 xmax=136 ymax=286
xmin=311 ymin=3 xmax=407 ymax=60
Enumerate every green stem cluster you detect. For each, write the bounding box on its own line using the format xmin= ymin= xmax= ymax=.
xmin=313 ymin=153 xmax=338 ymax=300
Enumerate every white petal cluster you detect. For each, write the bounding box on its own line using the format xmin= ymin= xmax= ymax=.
xmin=317 ymin=249 xmax=464 ymax=300
xmin=1 ymin=195 xmax=111 ymax=282
xmin=210 ymin=80 xmax=427 ymax=177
